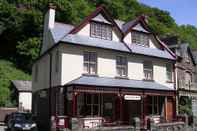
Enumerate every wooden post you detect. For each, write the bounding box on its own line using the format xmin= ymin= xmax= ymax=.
xmin=72 ymin=92 xmax=78 ymax=117
xmin=142 ymin=95 xmax=147 ymax=128
xmin=119 ymin=94 xmax=123 ymax=124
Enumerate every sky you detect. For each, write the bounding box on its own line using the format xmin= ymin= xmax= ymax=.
xmin=139 ymin=0 xmax=197 ymax=27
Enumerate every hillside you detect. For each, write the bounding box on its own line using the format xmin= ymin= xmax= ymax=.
xmin=0 ymin=0 xmax=197 ymax=106
xmin=0 ymin=59 xmax=31 ymax=106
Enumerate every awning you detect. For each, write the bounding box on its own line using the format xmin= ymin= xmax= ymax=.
xmin=66 ymin=76 xmax=175 ymax=91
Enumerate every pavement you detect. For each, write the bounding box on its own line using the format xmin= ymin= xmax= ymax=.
xmin=0 ymin=126 xmax=5 ymax=131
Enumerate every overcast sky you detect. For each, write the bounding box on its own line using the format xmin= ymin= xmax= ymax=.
xmin=139 ymin=0 xmax=197 ymax=27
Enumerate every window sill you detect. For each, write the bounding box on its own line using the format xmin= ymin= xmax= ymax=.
xmin=82 ymin=73 xmax=98 ymax=77
xmin=143 ymin=79 xmax=154 ymax=82
xmin=115 ymin=76 xmax=129 ymax=80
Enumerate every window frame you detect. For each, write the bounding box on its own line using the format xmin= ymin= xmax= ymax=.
xmin=83 ymin=51 xmax=97 ymax=75
xmin=85 ymin=93 xmax=100 ymax=116
xmin=116 ymin=56 xmax=128 ymax=77
xmin=90 ymin=21 xmax=112 ymax=40
xmin=131 ymin=31 xmax=149 ymax=47
xmin=166 ymin=64 xmax=173 ymax=82
xmin=143 ymin=61 xmax=153 ymax=81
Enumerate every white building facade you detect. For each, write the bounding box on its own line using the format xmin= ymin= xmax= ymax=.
xmin=32 ymin=5 xmax=177 ymax=130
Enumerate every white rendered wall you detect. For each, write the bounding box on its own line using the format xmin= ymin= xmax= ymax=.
xmin=19 ymin=92 xmax=32 ymax=111
xmin=60 ymin=44 xmax=174 ymax=89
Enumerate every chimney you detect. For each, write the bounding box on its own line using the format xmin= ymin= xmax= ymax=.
xmin=41 ymin=3 xmax=56 ymax=54
xmin=44 ymin=3 xmax=56 ymax=29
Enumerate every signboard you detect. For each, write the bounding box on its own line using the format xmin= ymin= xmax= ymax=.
xmin=124 ymin=95 xmax=141 ymax=100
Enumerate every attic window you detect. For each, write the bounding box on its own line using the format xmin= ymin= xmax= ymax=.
xmin=90 ymin=22 xmax=112 ymax=40
xmin=131 ymin=31 xmax=149 ymax=47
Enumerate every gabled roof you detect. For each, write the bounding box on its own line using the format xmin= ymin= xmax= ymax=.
xmin=12 ymin=80 xmax=32 ymax=92
xmin=122 ymin=15 xmax=176 ymax=59
xmin=192 ymin=50 xmax=197 ymax=64
xmin=122 ymin=15 xmax=151 ymax=34
xmin=69 ymin=5 xmax=123 ymax=37
xmin=180 ymin=44 xmax=196 ymax=65
xmin=50 ymin=22 xmax=74 ymax=43
xmin=66 ymin=76 xmax=175 ymax=91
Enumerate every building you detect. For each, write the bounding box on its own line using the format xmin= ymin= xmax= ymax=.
xmin=32 ymin=4 xmax=177 ymax=130
xmin=163 ymin=37 xmax=197 ymax=116
xmin=11 ymin=80 xmax=32 ymax=112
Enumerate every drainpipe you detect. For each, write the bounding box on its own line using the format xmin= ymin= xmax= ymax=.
xmin=49 ymin=52 xmax=52 ymax=129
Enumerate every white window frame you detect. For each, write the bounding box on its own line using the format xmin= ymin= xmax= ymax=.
xmin=143 ymin=61 xmax=153 ymax=80
xmin=131 ymin=31 xmax=149 ymax=47
xmin=83 ymin=51 xmax=97 ymax=75
xmin=90 ymin=21 xmax=112 ymax=40
xmin=116 ymin=56 xmax=128 ymax=77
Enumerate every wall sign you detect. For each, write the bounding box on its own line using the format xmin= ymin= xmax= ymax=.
xmin=124 ymin=95 xmax=141 ymax=100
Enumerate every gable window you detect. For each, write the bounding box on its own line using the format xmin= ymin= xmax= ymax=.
xmin=116 ymin=56 xmax=127 ymax=77
xmin=84 ymin=52 xmax=97 ymax=75
xmin=166 ymin=64 xmax=173 ymax=82
xmin=90 ymin=22 xmax=112 ymax=40
xmin=131 ymin=32 xmax=149 ymax=47
xmin=143 ymin=61 xmax=153 ymax=80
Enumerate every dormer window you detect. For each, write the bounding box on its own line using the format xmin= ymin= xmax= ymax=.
xmin=90 ymin=22 xmax=112 ymax=40
xmin=131 ymin=32 xmax=149 ymax=47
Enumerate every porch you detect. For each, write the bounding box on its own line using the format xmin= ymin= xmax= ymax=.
xmin=62 ymin=76 xmax=176 ymax=130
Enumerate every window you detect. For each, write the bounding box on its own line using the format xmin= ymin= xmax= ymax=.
xmin=148 ymin=96 xmax=164 ymax=115
xmin=84 ymin=52 xmax=97 ymax=75
xmin=131 ymin=32 xmax=149 ymax=47
xmin=143 ymin=61 xmax=153 ymax=80
xmin=85 ymin=94 xmax=100 ymax=116
xmin=185 ymin=52 xmax=190 ymax=63
xmin=166 ymin=64 xmax=173 ymax=82
xmin=116 ymin=56 xmax=127 ymax=77
xmin=185 ymin=72 xmax=192 ymax=88
xmin=90 ymin=22 xmax=112 ymax=40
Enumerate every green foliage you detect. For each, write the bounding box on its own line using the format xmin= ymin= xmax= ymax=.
xmin=0 ymin=59 xmax=31 ymax=106
xmin=179 ymin=97 xmax=193 ymax=116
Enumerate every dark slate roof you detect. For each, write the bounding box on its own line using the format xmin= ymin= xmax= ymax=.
xmin=192 ymin=51 xmax=197 ymax=64
xmin=61 ymin=34 xmax=130 ymax=52
xmin=50 ymin=22 xmax=74 ymax=43
xmin=129 ymin=44 xmax=175 ymax=60
xmin=66 ymin=76 xmax=175 ymax=91
xmin=12 ymin=80 xmax=32 ymax=92
xmin=115 ymin=19 xmax=125 ymax=29
xmin=122 ymin=19 xmax=136 ymax=33
xmin=48 ymin=19 xmax=175 ymax=60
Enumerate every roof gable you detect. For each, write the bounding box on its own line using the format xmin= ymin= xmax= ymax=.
xmin=69 ymin=5 xmax=123 ymax=38
xmin=122 ymin=15 xmax=176 ymax=59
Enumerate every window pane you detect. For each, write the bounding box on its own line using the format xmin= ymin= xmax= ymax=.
xmin=94 ymin=94 xmax=99 ymax=104
xmin=93 ymin=105 xmax=99 ymax=116
xmin=144 ymin=61 xmax=153 ymax=80
xmin=90 ymin=64 xmax=96 ymax=74
xmin=132 ymin=32 xmax=149 ymax=47
xmin=90 ymin=22 xmax=112 ymax=40
xmin=86 ymin=94 xmax=91 ymax=104
xmin=84 ymin=63 xmax=89 ymax=74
